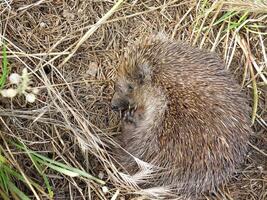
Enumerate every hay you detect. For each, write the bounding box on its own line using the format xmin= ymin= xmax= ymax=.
xmin=0 ymin=0 xmax=266 ymax=199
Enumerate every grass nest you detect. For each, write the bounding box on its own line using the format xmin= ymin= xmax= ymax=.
xmin=0 ymin=0 xmax=266 ymax=199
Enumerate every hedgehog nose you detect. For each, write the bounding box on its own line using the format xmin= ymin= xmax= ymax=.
xmin=111 ymin=100 xmax=129 ymax=111
xmin=111 ymin=94 xmax=129 ymax=111
xmin=111 ymin=104 xmax=119 ymax=111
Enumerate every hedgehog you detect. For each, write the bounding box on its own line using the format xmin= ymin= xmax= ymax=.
xmin=111 ymin=34 xmax=252 ymax=199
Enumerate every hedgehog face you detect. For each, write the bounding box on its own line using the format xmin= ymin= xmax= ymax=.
xmin=111 ymin=63 xmax=151 ymax=112
xmin=111 ymin=79 xmax=135 ymax=111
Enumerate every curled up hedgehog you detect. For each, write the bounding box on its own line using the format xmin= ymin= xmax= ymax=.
xmin=111 ymin=34 xmax=252 ymax=199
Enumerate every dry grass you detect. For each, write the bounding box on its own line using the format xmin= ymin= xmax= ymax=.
xmin=0 ymin=0 xmax=266 ymax=199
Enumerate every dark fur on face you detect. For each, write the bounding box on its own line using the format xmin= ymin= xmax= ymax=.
xmin=111 ymin=34 xmax=252 ymax=199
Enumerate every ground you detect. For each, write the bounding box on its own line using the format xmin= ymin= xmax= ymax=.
xmin=0 ymin=0 xmax=266 ymax=200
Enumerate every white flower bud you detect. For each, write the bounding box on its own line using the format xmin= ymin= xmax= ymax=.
xmin=102 ymin=186 xmax=109 ymax=194
xmin=40 ymin=22 xmax=46 ymax=28
xmin=9 ymin=73 xmax=21 ymax=85
xmin=98 ymin=171 xmax=104 ymax=179
xmin=25 ymin=93 xmax=36 ymax=103
xmin=0 ymin=88 xmax=17 ymax=98
xmin=22 ymin=68 xmax=28 ymax=76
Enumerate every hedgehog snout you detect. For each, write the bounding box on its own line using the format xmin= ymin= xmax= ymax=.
xmin=111 ymin=92 xmax=130 ymax=111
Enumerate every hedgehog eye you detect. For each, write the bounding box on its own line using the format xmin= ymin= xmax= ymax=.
xmin=136 ymin=72 xmax=145 ymax=85
xmin=138 ymin=73 xmax=145 ymax=80
xmin=127 ymin=84 xmax=134 ymax=92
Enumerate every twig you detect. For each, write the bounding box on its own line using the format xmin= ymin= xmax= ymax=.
xmin=248 ymin=142 xmax=267 ymax=157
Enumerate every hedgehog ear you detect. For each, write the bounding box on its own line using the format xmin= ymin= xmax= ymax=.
xmin=132 ymin=70 xmax=144 ymax=84
xmin=135 ymin=63 xmax=150 ymax=84
xmin=137 ymin=72 xmax=145 ymax=84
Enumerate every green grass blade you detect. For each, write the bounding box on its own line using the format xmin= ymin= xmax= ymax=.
xmin=0 ymin=43 xmax=9 ymax=89
xmin=0 ymin=169 xmax=9 ymax=194
xmin=34 ymin=156 xmax=105 ymax=184
xmin=13 ymin=142 xmax=105 ymax=185
xmin=2 ymin=165 xmax=45 ymax=194
xmin=8 ymin=182 xmax=31 ymax=200
xmin=244 ymin=26 xmax=267 ymax=35
xmin=42 ymin=173 xmax=54 ymax=198
xmin=38 ymin=160 xmax=80 ymax=177
xmin=0 ymin=187 xmax=10 ymax=200
xmin=17 ymin=143 xmax=54 ymax=198
xmin=237 ymin=11 xmax=249 ymax=24
xmin=223 ymin=11 xmax=249 ymax=32
xmin=0 ymin=154 xmax=7 ymax=163
xmin=0 ymin=153 xmax=9 ymax=194
xmin=30 ymin=155 xmax=53 ymax=198
xmin=249 ymin=65 xmax=258 ymax=124
xmin=213 ymin=11 xmax=238 ymax=26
